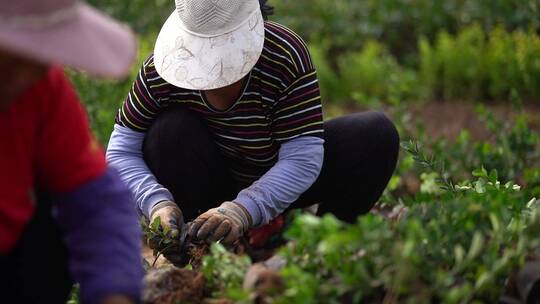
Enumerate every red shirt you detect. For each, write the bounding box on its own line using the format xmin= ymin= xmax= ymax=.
xmin=0 ymin=67 xmax=106 ymax=253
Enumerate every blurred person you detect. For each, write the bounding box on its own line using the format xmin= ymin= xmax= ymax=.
xmin=0 ymin=0 xmax=143 ymax=303
xmin=107 ymin=0 xmax=399 ymax=261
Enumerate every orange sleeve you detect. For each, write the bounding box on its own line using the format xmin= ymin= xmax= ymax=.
xmin=35 ymin=67 xmax=106 ymax=193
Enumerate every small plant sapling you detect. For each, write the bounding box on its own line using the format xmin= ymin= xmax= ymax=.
xmin=141 ymin=217 xmax=182 ymax=267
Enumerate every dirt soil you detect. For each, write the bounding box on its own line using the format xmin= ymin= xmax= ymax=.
xmin=143 ymin=266 xmax=206 ymax=304
xmin=183 ymin=241 xmax=210 ymax=270
xmin=142 ymin=240 xmax=210 ymax=270
xmin=325 ymin=101 xmax=540 ymax=141
xmin=142 ymin=237 xmax=285 ymax=304
xmin=406 ymin=101 xmax=540 ymax=140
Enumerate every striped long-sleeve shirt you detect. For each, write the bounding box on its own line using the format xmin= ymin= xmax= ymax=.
xmin=112 ymin=21 xmax=324 ymax=224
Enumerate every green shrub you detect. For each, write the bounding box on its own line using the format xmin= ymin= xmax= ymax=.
xmin=273 ymin=154 xmax=540 ymax=303
xmin=308 ymin=45 xmax=347 ymax=104
xmin=513 ymin=30 xmax=540 ymax=99
xmin=419 ymin=25 xmax=487 ymax=101
xmin=69 ymin=34 xmax=156 ymax=145
xmin=316 ymin=25 xmax=540 ymax=104
xmin=338 ymin=41 xmax=418 ymax=105
xmin=442 ymin=25 xmax=485 ymax=100
xmin=271 ymin=112 xmax=538 ymax=303
xmin=485 ymin=27 xmax=521 ymax=100
xmin=202 ymin=244 xmax=251 ymax=300
xmin=419 ymin=25 xmax=540 ymax=102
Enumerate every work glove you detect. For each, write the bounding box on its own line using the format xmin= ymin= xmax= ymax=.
xmin=148 ymin=200 xmax=184 ymax=264
xmin=190 ymin=201 xmax=252 ymax=245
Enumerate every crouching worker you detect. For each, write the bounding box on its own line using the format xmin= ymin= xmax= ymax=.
xmin=0 ymin=1 xmax=143 ymax=303
xmin=107 ymin=0 xmax=400 ymax=262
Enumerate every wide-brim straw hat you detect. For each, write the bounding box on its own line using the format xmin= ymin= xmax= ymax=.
xmin=154 ymin=0 xmax=265 ymax=90
xmin=0 ymin=0 xmax=136 ymax=79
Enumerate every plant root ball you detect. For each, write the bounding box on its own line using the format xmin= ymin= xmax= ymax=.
xmin=243 ymin=263 xmax=284 ymax=302
xmin=143 ymin=265 xmax=206 ymax=304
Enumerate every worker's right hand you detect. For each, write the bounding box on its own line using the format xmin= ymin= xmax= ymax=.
xmin=148 ymin=200 xmax=184 ymax=264
xmin=149 ymin=200 xmax=183 ymax=238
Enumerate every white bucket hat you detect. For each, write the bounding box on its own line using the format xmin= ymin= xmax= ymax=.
xmin=0 ymin=0 xmax=136 ymax=79
xmin=154 ymin=0 xmax=265 ymax=90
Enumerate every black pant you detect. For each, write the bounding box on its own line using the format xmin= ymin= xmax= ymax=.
xmin=143 ymin=105 xmax=399 ymax=223
xmin=0 ymin=193 xmax=72 ymax=303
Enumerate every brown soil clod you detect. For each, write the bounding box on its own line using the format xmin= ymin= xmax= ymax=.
xmin=244 ymin=256 xmax=286 ymax=303
xmin=182 ymin=240 xmax=210 ymax=271
xmin=143 ymin=265 xmax=206 ymax=304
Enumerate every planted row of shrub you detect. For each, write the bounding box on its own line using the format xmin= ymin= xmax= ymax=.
xmin=420 ymin=25 xmax=540 ymax=102
xmin=313 ymin=25 xmax=540 ymax=104
xmin=194 ymin=97 xmax=540 ymax=304
xmin=199 ymin=145 xmax=540 ymax=303
xmin=273 ymin=174 xmax=540 ymax=303
xmin=271 ymin=112 xmax=540 ymax=301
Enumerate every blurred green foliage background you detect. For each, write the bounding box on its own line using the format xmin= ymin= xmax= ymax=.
xmin=75 ymin=0 xmax=540 ymax=145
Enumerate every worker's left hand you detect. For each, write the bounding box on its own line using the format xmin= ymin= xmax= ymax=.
xmin=190 ymin=201 xmax=252 ymax=245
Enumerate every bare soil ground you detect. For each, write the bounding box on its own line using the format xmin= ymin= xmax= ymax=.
xmin=324 ymin=101 xmax=540 ymax=141
xmin=143 ymin=266 xmax=206 ymax=304
xmin=406 ymin=101 xmax=540 ymax=140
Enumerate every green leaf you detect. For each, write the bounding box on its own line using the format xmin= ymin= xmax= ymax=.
xmin=162 ymin=224 xmax=170 ymax=235
xmin=475 ymin=179 xmax=486 ymax=194
xmin=466 ymin=232 xmax=484 ymax=260
xmin=475 ymin=271 xmax=493 ymax=290
xmin=489 ymin=213 xmax=501 ymax=232
xmin=488 ymin=169 xmax=498 ymax=183
xmin=472 ymin=167 xmax=488 ymax=178
xmin=454 ymin=245 xmax=465 ymax=267
xmin=151 ymin=217 xmax=161 ymax=231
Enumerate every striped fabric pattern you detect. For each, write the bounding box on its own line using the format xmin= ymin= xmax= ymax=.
xmin=115 ymin=21 xmax=323 ymax=187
